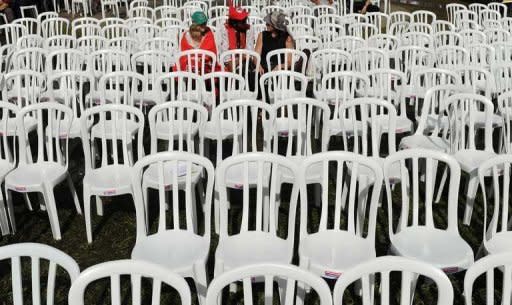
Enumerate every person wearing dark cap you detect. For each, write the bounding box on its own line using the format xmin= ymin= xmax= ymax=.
xmin=255 ymin=11 xmax=294 ymax=74
xmin=178 ymin=11 xmax=218 ymax=74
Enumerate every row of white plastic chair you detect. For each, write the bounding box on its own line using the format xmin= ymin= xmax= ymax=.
xmin=11 ymin=241 xmax=496 ymax=305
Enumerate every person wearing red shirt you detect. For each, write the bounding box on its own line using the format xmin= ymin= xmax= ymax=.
xmin=178 ymin=11 xmax=218 ymax=74
xmin=219 ymin=5 xmax=251 ymax=72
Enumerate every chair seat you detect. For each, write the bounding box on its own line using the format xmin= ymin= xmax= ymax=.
xmin=203 ymin=120 xmax=239 ymax=139
xmin=224 ymin=162 xmax=272 ymax=188
xmin=84 ymin=164 xmax=133 ymax=196
xmin=131 ymin=230 xmax=209 ymax=273
xmin=216 ymin=232 xmax=290 ymax=270
xmin=39 ymin=88 xmax=80 ymax=103
xmin=0 ymin=160 xmax=14 ymax=179
xmin=473 ymin=112 xmax=503 ymax=128
xmin=133 ymin=89 xmax=161 ymax=106
xmin=400 ymin=134 xmax=449 ymax=151
xmin=143 ymin=162 xmax=202 ymax=189
xmin=6 ymin=162 xmax=67 ymax=191
xmin=281 ymin=156 xmax=320 ymax=184
xmin=225 ymin=90 xmax=257 ymax=100
xmin=314 ymin=89 xmax=348 ymax=105
xmin=91 ymin=120 xmax=139 ymax=139
xmin=328 ymin=118 xmax=362 ymax=136
xmin=45 ymin=117 xmax=82 ymax=138
xmin=269 ymin=90 xmax=304 ymax=103
xmin=154 ymin=120 xmax=200 ymax=140
xmin=391 ymin=227 xmax=474 ymax=271
xmin=486 ymin=231 xmax=512 ymax=255
xmin=374 ymin=115 xmax=413 ymax=134
xmin=300 ymin=231 xmax=375 ymax=278
xmin=0 ymin=116 xmax=37 ymax=136
xmin=453 ymin=150 xmax=497 ymax=173
xmin=86 ymin=89 xmax=122 ymax=105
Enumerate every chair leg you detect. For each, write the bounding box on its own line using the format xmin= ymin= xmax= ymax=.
xmin=435 ymin=166 xmax=448 ymax=203
xmin=464 ymin=172 xmax=479 ymax=225
xmin=66 ymin=174 xmax=82 ymax=215
xmin=143 ymin=181 xmax=149 ymax=233
xmin=96 ymin=196 xmax=104 ymax=216
xmin=84 ymin=185 xmax=93 ymax=243
xmin=191 ymin=184 xmax=198 ymax=233
xmin=295 ymin=257 xmax=310 ymax=305
xmin=0 ymin=187 xmax=10 ymax=235
xmin=5 ymin=188 xmax=15 ymax=233
xmin=43 ymin=185 xmax=62 ymax=240
xmin=23 ymin=193 xmax=33 ymax=211
xmin=194 ymin=262 xmax=208 ymax=305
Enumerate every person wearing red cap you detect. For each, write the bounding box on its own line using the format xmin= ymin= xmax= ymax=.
xmin=219 ymin=5 xmax=251 ymax=71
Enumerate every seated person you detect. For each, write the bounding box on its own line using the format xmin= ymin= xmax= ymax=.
xmin=178 ymin=11 xmax=218 ymax=74
xmin=219 ymin=4 xmax=251 ymax=71
xmin=351 ymin=0 xmax=380 ymax=13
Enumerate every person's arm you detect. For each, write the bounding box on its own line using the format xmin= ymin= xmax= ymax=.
xmin=361 ymin=0 xmax=372 ymax=14
xmin=284 ymin=36 xmax=295 ymax=70
xmin=254 ymin=32 xmax=264 ymax=74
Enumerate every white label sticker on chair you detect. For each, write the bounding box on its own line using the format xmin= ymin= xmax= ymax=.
xmin=442 ymin=267 xmax=459 ymax=274
xmin=323 ymin=270 xmax=342 ymax=279
xmin=104 ymin=189 xmax=116 ymax=195
xmin=15 ymin=186 xmax=26 ymax=191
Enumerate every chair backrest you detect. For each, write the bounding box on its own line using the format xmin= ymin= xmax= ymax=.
xmin=0 ymin=243 xmax=80 ymax=305
xmin=216 ymin=152 xmax=300 ymax=251
xmin=220 ymin=49 xmax=261 ymax=96
xmin=46 ymin=49 xmax=84 ymax=75
xmin=44 ymin=34 xmax=77 ymax=51
xmin=402 ymin=29 xmax=432 ymax=47
xmin=37 ymin=11 xmax=58 ymax=24
xmin=177 ymin=49 xmax=218 ymax=75
xmin=102 ymin=24 xmax=130 ymax=39
xmin=11 ymin=47 xmax=46 ymax=72
xmin=18 ymin=102 xmax=73 ymax=166
xmin=412 ymin=10 xmax=436 ymax=24
xmin=294 ymin=35 xmax=321 ymax=53
xmin=41 ymin=17 xmax=69 ymax=38
xmin=265 ymin=48 xmax=307 ymax=74
xmin=99 ymin=17 xmax=125 ymax=28
xmin=393 ymin=46 xmax=434 ymax=82
xmin=311 ymin=49 xmax=352 ymax=90
xmin=2 ymin=70 xmax=46 ymax=107
xmin=435 ymin=45 xmax=469 ymax=70
xmin=433 ymin=20 xmax=455 ymax=33
xmin=212 ymin=100 xmax=274 ymax=164
xmin=274 ymin=97 xmax=330 ymax=157
xmin=143 ymin=37 xmax=178 ymax=54
xmin=72 ymin=23 xmax=101 ymax=38
xmin=485 ymin=28 xmax=510 ymax=44
xmin=98 ymin=71 xmax=146 ymax=107
xmin=384 ymin=148 xmax=462 ymax=238
xmin=88 ymin=49 xmax=132 ymax=79
xmin=446 ymin=3 xmax=466 ymax=24
xmin=148 ymin=101 xmax=208 ymax=154
xmin=108 ymin=37 xmax=138 ymax=54
xmin=320 ymin=71 xmax=369 ymax=121
xmin=132 ymin=151 xmax=214 ymax=240
xmin=456 ymin=66 xmax=494 ymax=98
xmin=48 ymin=71 xmax=94 ymax=119
xmin=300 ymin=151 xmax=382 ymax=241
xmin=77 ymin=35 xmax=106 ymax=54
xmin=499 ymin=91 xmax=512 ymax=153
xmin=16 ymin=34 xmax=43 ymax=49
xmin=68 ymin=260 xmax=191 ymax=305
xmin=413 ymin=84 xmax=465 ymax=137
xmin=465 ymin=252 xmax=512 ymax=305
xmin=333 ymin=256 xmax=453 ymax=305
xmin=259 ymin=70 xmax=308 ymax=104
xmin=467 ymin=43 xmax=495 ymax=69
xmin=459 ymin=29 xmax=486 ymax=47
xmin=0 ymin=102 xmax=18 ymax=164
xmin=493 ymin=63 xmax=512 ymax=95
xmin=366 ymin=12 xmax=388 ymax=34
xmin=0 ymin=24 xmax=27 ymax=45
xmin=351 ymin=47 xmax=388 ymax=73
xmin=80 ymin=104 xmax=145 ymax=171
xmin=332 ymin=36 xmax=366 ymax=53
xmin=202 ymin=71 xmax=246 ymax=109
xmin=157 ymin=71 xmax=205 ymax=104
xmin=131 ymin=50 xmax=174 ymax=91
xmin=349 ymin=22 xmax=378 ymax=40
xmin=207 ymin=264 xmax=332 ymax=305
xmin=367 ymin=34 xmax=398 ymax=52
xmin=409 ymin=68 xmax=461 ymax=99
xmin=339 ymin=98 xmax=396 ymax=157
xmin=367 ymin=68 xmax=407 ymax=115
xmin=492 ymin=42 xmax=512 ymax=65
xmin=12 ymin=17 xmax=39 ymax=35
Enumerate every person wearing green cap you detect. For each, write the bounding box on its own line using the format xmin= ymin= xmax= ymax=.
xmin=178 ymin=11 xmax=219 ymax=73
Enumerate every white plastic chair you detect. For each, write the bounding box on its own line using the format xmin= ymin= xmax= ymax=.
xmin=157 ymin=71 xmax=205 ymax=106
xmin=384 ymin=148 xmax=474 ymax=273
xmin=155 ymin=7 xmax=180 ymax=20
xmin=366 ymin=12 xmax=388 ymax=34
xmin=12 ymin=17 xmax=39 ymax=35
xmin=406 ymin=67 xmax=461 ymax=103
xmin=72 ymin=23 xmax=101 ymax=38
xmin=366 ymin=69 xmax=413 ymax=136
xmin=10 ymin=47 xmax=46 ymax=73
xmin=259 ymin=70 xmax=307 ymax=105
xmin=478 ymin=155 xmax=512 ymax=255
xmin=401 ymin=30 xmax=433 ymax=47
xmin=5 ymin=102 xmax=81 ymax=240
xmin=68 ymin=260 xmax=192 ymax=305
xmin=446 ymin=93 xmax=498 ymax=225
xmin=464 ymin=253 xmax=512 ymax=305
xmin=351 ymin=47 xmax=388 ymax=73
xmin=77 ymin=35 xmax=106 ymax=54
xmin=459 ymin=29 xmax=486 ymax=47
xmin=0 ymin=103 xmax=18 ymax=235
xmin=207 ymin=264 xmax=332 ymax=305
xmin=311 ymin=49 xmax=352 ymax=96
xmin=485 ymin=28 xmax=510 ymax=44
xmin=16 ymin=34 xmax=43 ymax=49
xmin=331 ymin=36 xmax=366 ymax=53
xmin=333 ymin=256 xmax=454 ymax=305
xmin=131 ymin=151 xmax=214 ymax=305
xmin=446 ymin=3 xmax=466 ymax=24
xmin=101 ymin=0 xmax=120 ymax=18
xmin=400 ymin=84 xmax=461 ymax=153
xmin=412 ymin=10 xmax=436 ymax=24
xmin=214 ymin=153 xmax=300 ymax=276
xmin=433 ymin=31 xmax=461 ymax=49
xmin=265 ymin=49 xmax=307 ymax=74
xmin=489 ymin=2 xmax=507 ymax=17
xmin=367 ymin=34 xmax=398 ymax=52
xmin=0 ymin=243 xmax=80 ymax=304
xmin=219 ymin=49 xmax=260 ymax=100
xmin=0 ymin=24 xmax=27 ymax=45
xmin=177 ymin=49 xmax=218 ymax=75
xmin=298 ymin=151 xmax=382 ymax=280
xmin=101 ymin=23 xmax=130 ymax=39
xmin=131 ymin=50 xmax=174 ymax=106
xmin=432 ymin=20 xmax=455 ymax=33
xmin=41 ymin=17 xmax=70 ymax=38
xmin=71 ymin=0 xmax=90 ymax=16
xmin=80 ymin=104 xmax=144 ymax=243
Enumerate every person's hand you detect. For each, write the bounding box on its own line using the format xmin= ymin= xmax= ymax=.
xmin=258 ymin=65 xmax=265 ymax=75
